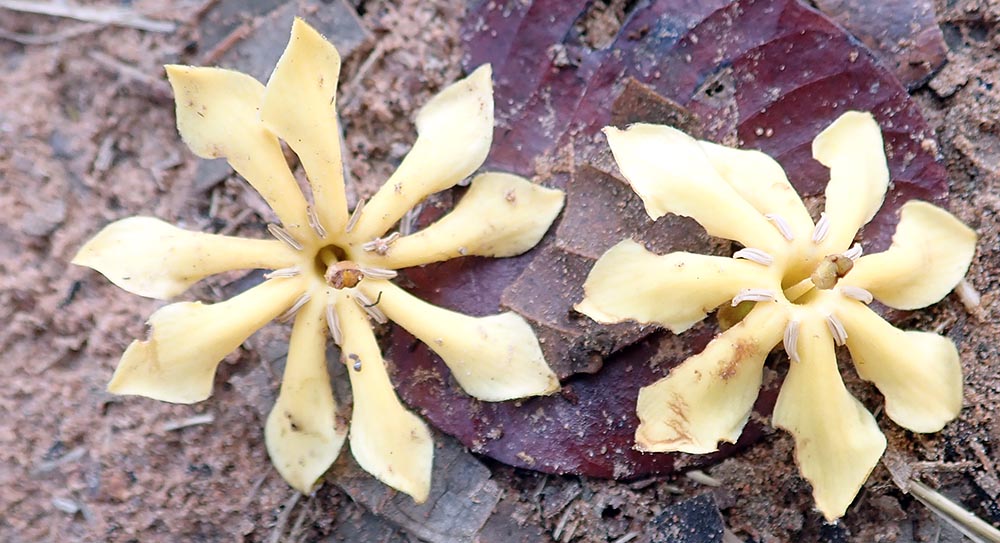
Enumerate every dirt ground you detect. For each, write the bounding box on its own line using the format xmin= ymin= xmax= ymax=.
xmin=1 ymin=1 xmax=999 ymax=542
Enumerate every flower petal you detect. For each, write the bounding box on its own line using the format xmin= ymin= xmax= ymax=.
xmin=813 ymin=111 xmax=890 ymax=253
xmin=266 ymin=296 xmax=347 ymax=493
xmin=603 ymin=123 xmax=784 ymax=251
xmin=72 ymin=216 xmax=299 ymax=299
xmin=336 ymin=297 xmax=432 ymax=502
xmin=841 ymin=200 xmax=976 ymax=310
xmin=364 ymin=172 xmax=564 ymax=269
xmin=576 ymin=240 xmax=776 ymax=333
xmin=350 ymin=65 xmax=494 ymax=240
xmin=835 ymin=298 xmax=962 ymax=433
xmin=261 ymin=18 xmax=348 ymax=233
xmin=772 ymin=315 xmax=886 ymax=521
xmin=365 ymin=281 xmax=559 ymax=401
xmin=165 ymin=65 xmax=309 ymax=232
xmin=635 ymin=303 xmax=787 ymax=454
xmin=698 ymin=141 xmax=814 ymax=241
xmin=108 ymin=278 xmax=306 ymax=403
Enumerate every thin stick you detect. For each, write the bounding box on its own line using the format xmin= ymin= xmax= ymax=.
xmin=0 ymin=23 xmax=99 ymax=45
xmin=161 ymin=413 xmax=215 ymax=432
xmin=268 ymin=492 xmax=301 ymax=543
xmin=88 ymin=50 xmax=172 ymax=100
xmin=908 ymin=479 xmax=1000 ymax=543
xmin=0 ymin=0 xmax=175 ymax=33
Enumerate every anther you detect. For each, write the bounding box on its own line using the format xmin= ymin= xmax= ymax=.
xmin=267 ymin=223 xmax=303 ymax=251
xmin=842 ymin=243 xmax=863 ymax=261
xmin=783 ymin=320 xmax=801 ymax=363
xmin=840 ymin=285 xmax=873 ymax=304
xmin=765 ymin=213 xmax=794 ymax=241
xmin=826 ymin=314 xmax=848 ymax=346
xmin=354 ymin=291 xmax=387 ymax=324
xmin=263 ymin=266 xmax=301 ymax=280
xmin=307 ymin=205 xmax=327 ymax=239
xmin=811 ymin=212 xmax=830 ymax=243
xmin=325 ymin=303 xmax=343 ymax=345
xmin=733 ymin=248 xmax=774 ymax=266
xmin=345 ymin=199 xmax=365 ymax=233
xmin=277 ymin=293 xmax=310 ymax=323
xmin=362 ymin=231 xmax=401 ymax=256
xmin=358 ymin=266 xmax=398 ymax=280
xmin=731 ymin=288 xmax=776 ymax=306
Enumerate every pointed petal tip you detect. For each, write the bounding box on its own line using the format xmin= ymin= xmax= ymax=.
xmin=106 ymin=339 xmax=213 ymax=404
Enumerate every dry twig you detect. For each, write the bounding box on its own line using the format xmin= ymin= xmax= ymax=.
xmin=0 ymin=23 xmax=99 ymax=45
xmin=0 ymin=0 xmax=174 ymax=33
xmin=908 ymin=479 xmax=1000 ymax=543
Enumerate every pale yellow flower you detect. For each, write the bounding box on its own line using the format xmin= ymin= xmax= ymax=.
xmin=577 ymin=111 xmax=976 ymax=520
xmin=73 ymin=19 xmax=563 ymax=500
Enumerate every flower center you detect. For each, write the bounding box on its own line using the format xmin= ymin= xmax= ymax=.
xmin=326 ymin=260 xmax=365 ymax=289
xmin=809 ymin=254 xmax=854 ymax=290
xmin=314 ymin=245 xmax=360 ymax=289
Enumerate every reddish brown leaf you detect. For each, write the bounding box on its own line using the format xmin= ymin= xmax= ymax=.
xmin=812 ymin=0 xmax=947 ymax=89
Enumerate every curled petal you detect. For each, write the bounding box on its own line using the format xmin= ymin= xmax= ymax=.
xmin=576 ymin=240 xmax=776 ymax=333
xmin=365 ymin=281 xmax=559 ymax=401
xmin=841 ymin=201 xmax=976 ymax=310
xmin=698 ymin=141 xmax=814 ymax=241
xmin=835 ymin=298 xmax=962 ymax=433
xmin=636 ymin=303 xmax=787 ymax=453
xmin=266 ymin=296 xmax=347 ymax=493
xmin=262 ymin=18 xmax=348 ymax=233
xmin=365 ymin=173 xmax=565 ymax=269
xmin=165 ymin=65 xmax=308 ymax=231
xmin=813 ymin=111 xmax=889 ymax=253
xmin=335 ymin=298 xmax=432 ymax=502
xmin=350 ymin=65 xmax=494 ymax=240
xmin=603 ymin=123 xmax=783 ymax=251
xmin=108 ymin=278 xmax=306 ymax=403
xmin=73 ymin=216 xmax=298 ymax=299
xmin=773 ymin=316 xmax=887 ymax=521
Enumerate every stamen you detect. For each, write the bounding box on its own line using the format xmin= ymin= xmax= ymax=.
xmin=765 ymin=213 xmax=794 ymax=241
xmin=842 ymin=243 xmax=863 ymax=261
xmin=358 ymin=266 xmax=398 ymax=280
xmin=325 ymin=303 xmax=343 ymax=345
xmin=354 ymin=291 xmax=387 ymax=324
xmin=826 ymin=314 xmax=848 ymax=346
xmin=277 ymin=293 xmax=310 ymax=323
xmin=307 ymin=205 xmax=327 ymax=239
xmin=731 ymin=288 xmax=776 ymax=306
xmin=783 ymin=320 xmax=801 ymax=363
xmin=840 ymin=285 xmax=873 ymax=304
xmin=811 ymin=212 xmax=830 ymax=243
xmin=345 ymin=199 xmax=365 ymax=233
xmin=733 ymin=248 xmax=774 ymax=266
xmin=267 ymin=223 xmax=303 ymax=251
xmin=362 ymin=231 xmax=401 ymax=256
xmin=263 ymin=266 xmax=301 ymax=280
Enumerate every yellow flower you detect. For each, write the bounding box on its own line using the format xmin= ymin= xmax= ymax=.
xmin=576 ymin=111 xmax=976 ymax=520
xmin=73 ymin=19 xmax=563 ymax=500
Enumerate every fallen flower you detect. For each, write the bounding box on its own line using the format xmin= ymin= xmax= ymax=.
xmin=73 ymin=19 xmax=563 ymax=500
xmin=577 ymin=111 xmax=976 ymax=520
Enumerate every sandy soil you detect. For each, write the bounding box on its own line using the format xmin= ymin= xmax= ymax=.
xmin=1 ymin=1 xmax=998 ymax=542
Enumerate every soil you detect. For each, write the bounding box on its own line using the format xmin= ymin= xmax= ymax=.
xmin=1 ymin=1 xmax=998 ymax=542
